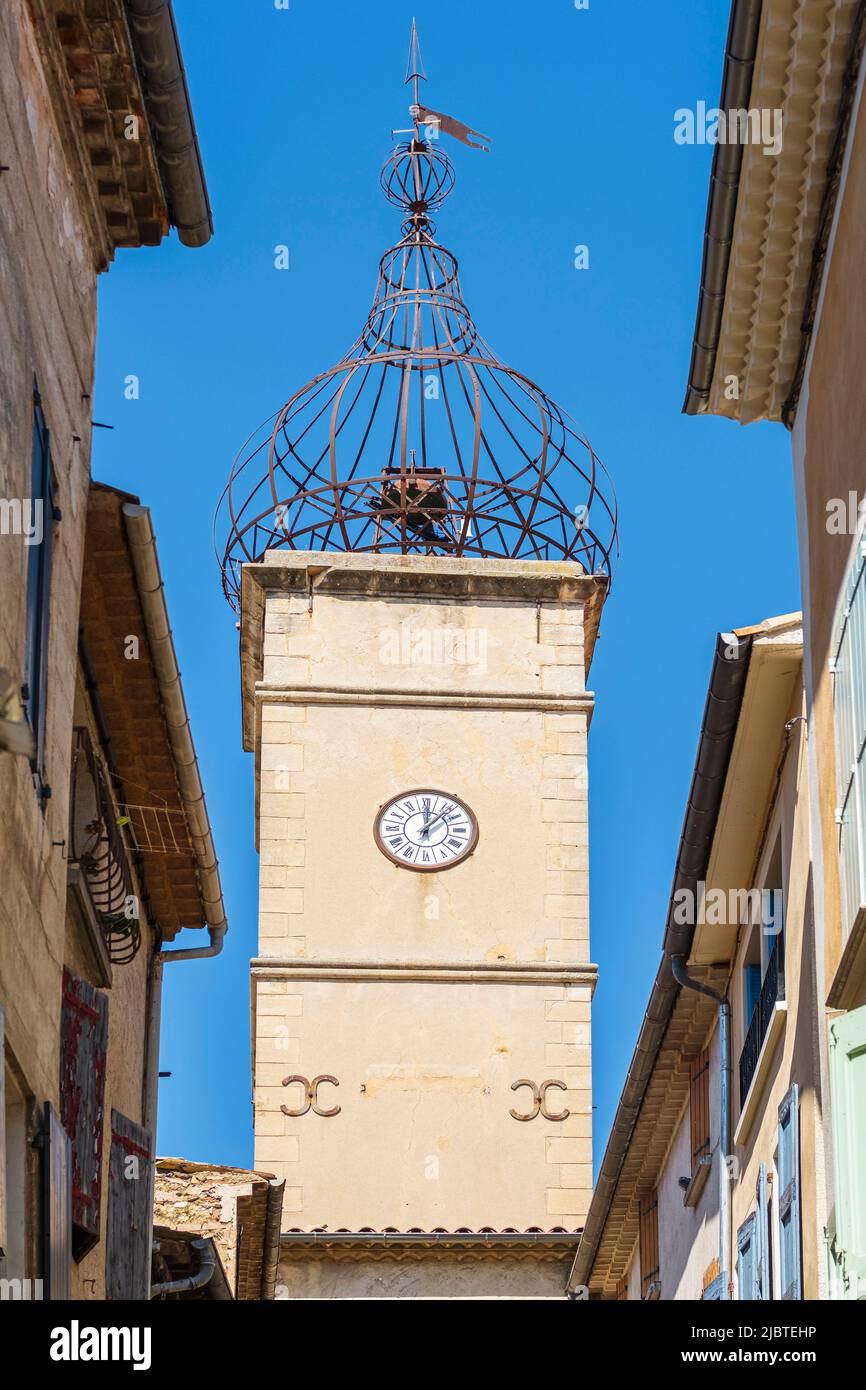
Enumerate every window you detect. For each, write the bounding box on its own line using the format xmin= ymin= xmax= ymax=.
xmin=689 ymin=1048 xmax=711 ymax=1175
xmin=639 ymin=1191 xmax=660 ymax=1299
xmin=739 ymin=838 xmax=786 ymax=1103
xmin=777 ymin=1084 xmax=802 ymax=1299
xmin=832 ymin=535 xmax=866 ymax=940
xmin=23 ymin=386 xmax=57 ymax=797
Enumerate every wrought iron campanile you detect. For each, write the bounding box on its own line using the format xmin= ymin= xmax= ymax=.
xmin=216 ymin=26 xmax=616 ymax=607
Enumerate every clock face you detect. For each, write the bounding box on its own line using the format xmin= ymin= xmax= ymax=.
xmin=374 ymin=789 xmax=478 ymax=871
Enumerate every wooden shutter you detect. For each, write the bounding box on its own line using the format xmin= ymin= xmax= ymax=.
xmin=59 ymin=967 xmax=108 ymax=1256
xmin=736 ymin=1213 xmax=756 ymax=1299
xmin=755 ymin=1162 xmax=770 ymax=1300
xmin=615 ymin=1275 xmax=628 ymax=1301
xmin=689 ymin=1048 xmax=711 ymax=1174
xmin=0 ymin=1006 xmax=6 ymax=1260
xmin=830 ymin=1006 xmax=866 ymax=1298
xmin=777 ymin=1083 xmax=802 ymax=1299
xmin=106 ymin=1110 xmax=152 ymax=1301
xmin=42 ymin=1102 xmax=71 ymax=1300
xmin=639 ymin=1191 xmax=660 ymax=1299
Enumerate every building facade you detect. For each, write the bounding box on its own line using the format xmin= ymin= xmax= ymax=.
xmin=683 ymin=0 xmax=866 ymax=1298
xmin=0 ymin=0 xmax=220 ymax=1300
xmin=152 ymin=1158 xmax=285 ymax=1301
xmin=570 ymin=618 xmax=825 ymax=1300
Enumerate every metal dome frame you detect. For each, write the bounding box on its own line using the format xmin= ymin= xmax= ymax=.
xmin=216 ymin=38 xmax=618 ymax=612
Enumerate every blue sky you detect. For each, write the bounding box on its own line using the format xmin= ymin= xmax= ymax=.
xmin=93 ymin=1 xmax=799 ymax=1173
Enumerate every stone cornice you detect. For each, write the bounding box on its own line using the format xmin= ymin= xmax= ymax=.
xmin=239 ymin=552 xmax=605 ymax=750
xmin=254 ymin=682 xmax=595 ymax=716
xmin=251 ymin=958 xmax=597 ymax=988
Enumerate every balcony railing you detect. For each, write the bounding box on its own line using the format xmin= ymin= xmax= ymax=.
xmin=739 ymin=933 xmax=785 ymax=1104
xmin=69 ymin=727 xmax=141 ymax=963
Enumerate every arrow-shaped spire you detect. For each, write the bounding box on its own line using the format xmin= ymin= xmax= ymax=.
xmin=405 ymin=18 xmax=427 ymax=106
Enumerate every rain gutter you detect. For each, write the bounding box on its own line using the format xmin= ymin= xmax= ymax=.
xmin=683 ymin=1 xmax=763 ymax=415
xmin=124 ymin=0 xmax=213 ymax=247
xmin=122 ymin=501 xmax=227 ymax=1298
xmin=122 ymin=501 xmax=227 ymax=950
xmin=565 ymin=632 xmax=753 ymax=1296
xmin=281 ymin=1232 xmax=580 ymax=1249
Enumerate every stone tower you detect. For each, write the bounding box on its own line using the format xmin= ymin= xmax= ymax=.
xmin=219 ymin=27 xmax=616 ymax=1299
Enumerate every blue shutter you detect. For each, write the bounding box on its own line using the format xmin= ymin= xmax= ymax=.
xmin=744 ymin=964 xmax=761 ymax=1025
xmin=737 ymin=1214 xmax=757 ymax=1299
xmin=777 ymin=1083 xmax=802 ymax=1299
xmin=755 ymin=1162 xmax=770 ymax=1300
xmin=829 ymin=1006 xmax=866 ymax=1298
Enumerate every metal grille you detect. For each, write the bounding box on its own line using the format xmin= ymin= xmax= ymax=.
xmin=739 ymin=933 xmax=785 ymax=1105
xmin=118 ymin=803 xmax=192 ymax=857
xmin=69 ymin=727 xmax=141 ymax=964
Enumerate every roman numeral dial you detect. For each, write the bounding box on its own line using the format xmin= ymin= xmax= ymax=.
xmin=374 ymin=789 xmax=478 ymax=871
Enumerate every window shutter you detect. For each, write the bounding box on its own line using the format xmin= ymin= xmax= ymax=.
xmin=106 ymin=1110 xmax=152 ymax=1301
xmin=832 ymin=543 xmax=866 ymax=936
xmin=59 ymin=967 xmax=108 ymax=1256
xmin=777 ymin=1083 xmax=802 ymax=1299
xmin=830 ymin=1005 xmax=866 ymax=1298
xmin=736 ymin=1213 xmax=757 ymax=1299
xmin=42 ymin=1102 xmax=72 ymax=1300
xmin=689 ymin=1048 xmax=711 ymax=1174
xmin=639 ymin=1191 xmax=660 ymax=1299
xmin=0 ymin=1006 xmax=6 ymax=1260
xmin=755 ymin=1162 xmax=770 ymax=1300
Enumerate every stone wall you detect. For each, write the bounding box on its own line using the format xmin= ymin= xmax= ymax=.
xmin=245 ymin=556 xmax=603 ymax=1255
xmin=0 ymin=0 xmax=97 ymax=1116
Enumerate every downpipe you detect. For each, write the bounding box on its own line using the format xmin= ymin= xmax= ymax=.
xmin=144 ymin=924 xmax=226 ymax=1297
xmin=671 ymin=955 xmax=731 ymax=1300
xmin=151 ymin=1237 xmax=217 ymax=1298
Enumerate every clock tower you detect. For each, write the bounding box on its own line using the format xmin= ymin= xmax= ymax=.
xmin=218 ymin=27 xmax=617 ymax=1300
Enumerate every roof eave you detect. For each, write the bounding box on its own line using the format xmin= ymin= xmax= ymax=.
xmin=683 ymin=0 xmax=764 ymax=417
xmin=124 ymin=0 xmax=213 ymax=247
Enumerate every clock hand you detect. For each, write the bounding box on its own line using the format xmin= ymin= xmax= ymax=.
xmin=425 ymin=808 xmax=451 ymax=836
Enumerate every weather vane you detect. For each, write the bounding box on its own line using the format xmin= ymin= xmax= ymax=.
xmin=396 ymin=18 xmax=492 ymax=153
